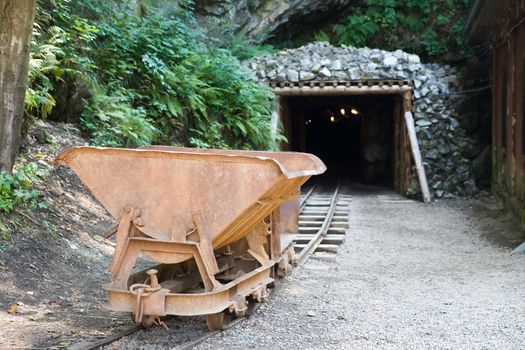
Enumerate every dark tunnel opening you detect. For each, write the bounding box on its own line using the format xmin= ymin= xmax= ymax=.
xmin=285 ymin=94 xmax=403 ymax=188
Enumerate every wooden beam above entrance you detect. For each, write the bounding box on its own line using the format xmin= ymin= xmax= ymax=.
xmin=271 ymin=79 xmax=413 ymax=96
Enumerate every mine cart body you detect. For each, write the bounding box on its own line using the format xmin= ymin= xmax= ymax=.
xmin=56 ymin=146 xmax=325 ymax=329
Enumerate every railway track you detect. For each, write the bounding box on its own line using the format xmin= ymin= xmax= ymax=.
xmin=295 ymin=182 xmax=350 ymax=265
xmin=76 ymin=183 xmax=350 ymax=350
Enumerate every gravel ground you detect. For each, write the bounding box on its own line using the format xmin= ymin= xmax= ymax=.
xmin=193 ymin=188 xmax=525 ymax=350
xmin=107 ymin=187 xmax=525 ymax=350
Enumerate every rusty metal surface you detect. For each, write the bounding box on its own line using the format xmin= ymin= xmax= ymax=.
xmin=56 ymin=146 xmax=325 ymax=246
xmin=278 ymin=197 xmax=300 ymax=233
xmin=56 ymin=146 xmax=325 ymax=328
xmin=139 ymin=146 xmax=326 ymax=177
xmin=104 ymin=260 xmax=274 ymax=316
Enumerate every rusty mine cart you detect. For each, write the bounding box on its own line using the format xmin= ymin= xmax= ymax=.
xmin=56 ymin=146 xmax=326 ymax=330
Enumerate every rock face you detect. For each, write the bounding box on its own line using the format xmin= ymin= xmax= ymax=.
xmin=247 ymin=42 xmax=477 ymax=199
xmin=193 ymin=0 xmax=351 ymax=39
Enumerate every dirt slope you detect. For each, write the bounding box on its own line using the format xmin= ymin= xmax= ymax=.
xmin=0 ymin=121 xmax=129 ymax=349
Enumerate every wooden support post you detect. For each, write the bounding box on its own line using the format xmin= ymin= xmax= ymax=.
xmin=270 ymin=96 xmax=280 ymax=148
xmin=404 ymin=111 xmax=431 ymax=202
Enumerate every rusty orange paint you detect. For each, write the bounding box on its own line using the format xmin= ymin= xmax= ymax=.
xmin=56 ymin=146 xmax=325 ymax=329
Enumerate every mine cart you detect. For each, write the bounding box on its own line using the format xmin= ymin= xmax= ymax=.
xmin=56 ymin=146 xmax=325 ymax=330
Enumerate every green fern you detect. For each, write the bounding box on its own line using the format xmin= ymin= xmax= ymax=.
xmin=82 ymin=85 xmax=159 ymax=148
xmin=32 ymin=0 xmax=280 ymax=151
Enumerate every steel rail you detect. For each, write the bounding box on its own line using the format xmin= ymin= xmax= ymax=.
xmin=295 ymin=182 xmax=340 ymax=267
xmin=299 ymin=182 xmax=317 ymax=211
xmin=173 ymin=308 xmax=261 ymax=350
xmin=174 ymin=182 xmax=340 ymax=349
xmin=82 ymin=184 xmax=342 ymax=350
xmin=71 ymin=324 xmax=143 ymax=350
xmin=175 ymin=183 xmax=342 ymax=349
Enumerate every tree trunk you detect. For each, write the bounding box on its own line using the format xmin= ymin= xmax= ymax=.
xmin=0 ymin=0 xmax=37 ymax=172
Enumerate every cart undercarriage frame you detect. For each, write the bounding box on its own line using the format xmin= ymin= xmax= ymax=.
xmin=56 ymin=146 xmax=325 ymax=330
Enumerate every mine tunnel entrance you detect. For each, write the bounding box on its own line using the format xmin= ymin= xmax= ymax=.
xmin=277 ymin=86 xmax=413 ymax=194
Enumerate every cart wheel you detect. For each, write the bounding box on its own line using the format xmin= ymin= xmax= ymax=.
xmin=130 ymin=313 xmax=155 ymax=329
xmin=206 ymin=312 xmax=225 ymax=331
xmin=245 ymin=300 xmax=257 ymax=317
xmin=141 ymin=315 xmax=155 ymax=329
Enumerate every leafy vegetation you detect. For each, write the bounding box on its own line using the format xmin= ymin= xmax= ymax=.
xmin=25 ymin=25 xmax=66 ymax=120
xmin=25 ymin=0 xmax=473 ymax=157
xmin=203 ymin=21 xmax=276 ymax=61
xmin=0 ymin=163 xmax=48 ymax=213
xmin=82 ymin=85 xmax=159 ymax=148
xmin=312 ymin=0 xmax=473 ymax=62
xmin=28 ymin=0 xmax=278 ymax=150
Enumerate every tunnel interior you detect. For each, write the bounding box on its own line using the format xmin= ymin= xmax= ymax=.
xmin=284 ymin=94 xmax=405 ymax=188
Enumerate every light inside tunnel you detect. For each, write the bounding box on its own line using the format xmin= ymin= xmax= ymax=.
xmin=285 ymin=94 xmax=404 ymax=188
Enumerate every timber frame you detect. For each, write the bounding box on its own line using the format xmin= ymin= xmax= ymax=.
xmin=271 ymin=79 xmax=429 ymax=200
xmin=465 ymin=0 xmax=525 ymax=229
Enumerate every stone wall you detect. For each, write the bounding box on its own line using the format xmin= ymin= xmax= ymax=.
xmin=247 ymin=42 xmax=478 ymax=198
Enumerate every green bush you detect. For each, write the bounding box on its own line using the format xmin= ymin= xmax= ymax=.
xmin=25 ymin=26 xmax=63 ymax=120
xmin=203 ymin=21 xmax=276 ymax=61
xmin=0 ymin=163 xmax=48 ymax=213
xmin=30 ymin=0 xmax=278 ymax=151
xmin=88 ymin=9 xmax=275 ymax=149
xmin=27 ymin=0 xmax=98 ymax=120
xmin=329 ymin=0 xmax=473 ymax=61
xmin=81 ymin=85 xmax=159 ymax=148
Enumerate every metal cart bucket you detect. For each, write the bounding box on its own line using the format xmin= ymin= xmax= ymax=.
xmin=56 ymin=146 xmax=325 ymax=329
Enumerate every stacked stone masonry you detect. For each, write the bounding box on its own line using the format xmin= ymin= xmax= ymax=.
xmin=247 ymin=42 xmax=478 ymax=199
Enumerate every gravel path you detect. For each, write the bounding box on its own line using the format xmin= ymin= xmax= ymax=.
xmin=194 ymin=189 xmax=525 ymax=350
